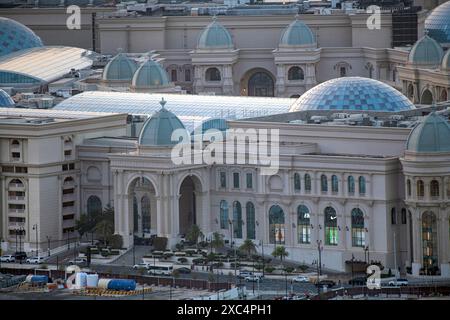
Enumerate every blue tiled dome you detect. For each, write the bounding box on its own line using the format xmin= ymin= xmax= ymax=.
xmin=279 ymin=19 xmax=316 ymax=47
xmin=0 ymin=17 xmax=43 ymax=57
xmin=138 ymin=99 xmax=187 ymax=146
xmin=0 ymin=89 xmax=14 ymax=107
xmin=132 ymin=59 xmax=170 ymax=88
xmin=197 ymin=18 xmax=233 ymax=49
xmin=424 ymin=1 xmax=450 ymax=47
xmin=289 ymin=77 xmax=415 ymax=112
xmin=102 ymin=53 xmax=137 ymax=81
xmin=406 ymin=112 xmax=450 ymax=153
xmin=408 ymin=35 xmax=444 ymax=68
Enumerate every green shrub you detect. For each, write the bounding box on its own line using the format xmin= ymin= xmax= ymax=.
xmin=178 ymin=257 xmax=188 ymax=264
xmin=108 ymin=234 xmax=123 ymax=249
xmin=284 ymin=267 xmax=294 ymax=273
xmin=265 ymin=266 xmax=275 ymax=273
xmin=192 ymin=258 xmax=206 ymax=265
xmin=153 ymin=237 xmax=168 ymax=251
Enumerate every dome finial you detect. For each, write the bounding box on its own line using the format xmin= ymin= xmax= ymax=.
xmin=117 ymin=47 xmax=123 ymax=54
xmin=424 ymin=29 xmax=429 ymax=36
xmin=295 ymin=13 xmax=299 ymax=20
xmin=160 ymin=97 xmax=167 ymax=109
xmin=212 ymin=15 xmax=217 ymax=22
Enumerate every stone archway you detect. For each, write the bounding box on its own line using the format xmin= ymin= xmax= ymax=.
xmin=178 ymin=175 xmax=203 ymax=237
xmin=128 ymin=177 xmax=157 ymax=239
xmin=240 ymin=68 xmax=275 ymax=97
xmin=439 ymin=89 xmax=448 ymax=102
xmin=421 ymin=89 xmax=433 ymax=104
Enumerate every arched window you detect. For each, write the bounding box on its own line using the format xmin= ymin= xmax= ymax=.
xmin=205 ymin=67 xmax=221 ymax=81
xmin=430 ymin=180 xmax=439 ymax=198
xmin=351 ymin=208 xmax=365 ymax=247
xmin=87 ymin=195 xmax=102 ymax=216
xmin=321 ymin=175 xmax=328 ymax=193
xmin=407 ymin=179 xmax=411 ymax=197
xmin=11 ymin=139 xmax=20 ymax=146
xmin=348 ymin=176 xmax=355 ymax=194
xmin=63 ymin=177 xmax=74 ymax=185
xmin=422 ymin=211 xmax=438 ymax=271
xmin=421 ymin=89 xmax=433 ymax=104
xmin=246 ymin=202 xmax=256 ymax=240
xmin=417 ymin=180 xmax=424 ymax=198
xmin=233 ymin=201 xmax=242 ymax=239
xmin=288 ymin=66 xmax=304 ymax=81
xmin=248 ymin=71 xmax=274 ymax=97
xmin=359 ymin=176 xmax=366 ymax=195
xmin=391 ymin=208 xmax=397 ymax=225
xmin=9 ymin=178 xmax=24 ymax=188
xmin=294 ymin=173 xmax=301 ymax=192
xmin=401 ymin=208 xmax=407 ymax=224
xmin=219 ymin=200 xmax=228 ymax=229
xmin=269 ymin=205 xmax=285 ymax=244
xmin=324 ymin=207 xmax=338 ymax=246
xmin=304 ymin=174 xmax=311 ymax=193
xmin=141 ymin=195 xmax=151 ymax=233
xmin=297 ymin=205 xmax=310 ymax=244
xmin=331 ymin=175 xmax=339 ymax=193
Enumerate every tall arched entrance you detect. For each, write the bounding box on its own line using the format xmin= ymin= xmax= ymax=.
xmin=422 ymin=211 xmax=438 ymax=274
xmin=128 ymin=177 xmax=157 ymax=239
xmin=178 ymin=175 xmax=203 ymax=237
xmin=421 ymin=89 xmax=433 ymax=104
xmin=240 ymin=68 xmax=275 ymax=97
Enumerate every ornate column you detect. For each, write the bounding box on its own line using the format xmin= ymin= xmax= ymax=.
xmin=222 ymin=65 xmax=234 ymax=95
xmin=305 ymin=64 xmax=316 ymax=90
xmin=275 ymin=64 xmax=285 ymax=96
xmin=411 ymin=208 xmax=422 ymax=276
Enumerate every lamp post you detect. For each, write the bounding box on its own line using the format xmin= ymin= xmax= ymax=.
xmin=351 ymin=253 xmax=355 ymax=287
xmin=228 ymin=219 xmax=237 ymax=283
xmin=32 ymin=224 xmax=38 ymax=257
xmin=46 ymin=236 xmax=51 ymax=257
xmin=316 ymin=240 xmax=323 ymax=298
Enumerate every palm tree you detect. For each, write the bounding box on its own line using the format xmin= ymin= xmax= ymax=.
xmin=239 ymin=239 xmax=257 ymax=259
xmin=211 ymin=232 xmax=224 ymax=253
xmin=271 ymin=246 xmax=289 ymax=263
xmin=187 ymin=224 xmax=203 ymax=248
xmin=94 ymin=219 xmax=114 ymax=245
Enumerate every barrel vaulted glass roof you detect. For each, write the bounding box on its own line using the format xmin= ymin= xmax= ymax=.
xmin=0 ymin=46 xmax=95 ymax=84
xmin=54 ymin=91 xmax=294 ymax=131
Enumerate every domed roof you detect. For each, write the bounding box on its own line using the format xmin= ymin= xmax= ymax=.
xmin=424 ymin=1 xmax=450 ymax=47
xmin=138 ymin=98 xmax=187 ymax=146
xmin=0 ymin=89 xmax=14 ymax=107
xmin=408 ymin=34 xmax=444 ymax=67
xmin=0 ymin=17 xmax=43 ymax=57
xmin=132 ymin=59 xmax=170 ymax=87
xmin=192 ymin=118 xmax=229 ymax=135
xmin=406 ymin=112 xmax=450 ymax=153
xmin=442 ymin=49 xmax=450 ymax=70
xmin=289 ymin=77 xmax=415 ymax=112
xmin=197 ymin=18 xmax=233 ymax=49
xmin=279 ymin=18 xmax=316 ymax=47
xmin=102 ymin=53 xmax=137 ymax=81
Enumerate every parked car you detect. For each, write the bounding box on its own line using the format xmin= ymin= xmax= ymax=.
xmin=133 ymin=263 xmax=151 ymax=270
xmin=14 ymin=252 xmax=27 ymax=262
xmin=292 ymin=275 xmax=309 ymax=283
xmin=68 ymin=257 xmax=88 ymax=266
xmin=26 ymin=256 xmax=45 ymax=264
xmin=245 ymin=275 xmax=262 ymax=282
xmin=238 ymin=271 xmax=253 ymax=279
xmin=388 ymin=278 xmax=408 ymax=286
xmin=0 ymin=255 xmax=15 ymax=263
xmin=348 ymin=276 xmax=367 ymax=286
xmin=315 ymin=280 xmax=336 ymax=288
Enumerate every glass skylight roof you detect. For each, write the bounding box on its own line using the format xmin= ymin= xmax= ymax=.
xmin=0 ymin=89 xmax=14 ymax=107
xmin=289 ymin=77 xmax=415 ymax=112
xmin=0 ymin=17 xmax=43 ymax=57
xmin=54 ymin=91 xmax=294 ymax=131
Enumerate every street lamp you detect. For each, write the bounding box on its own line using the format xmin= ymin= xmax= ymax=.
xmin=46 ymin=236 xmax=51 ymax=257
xmin=228 ymin=219 xmax=237 ymax=283
xmin=32 ymin=224 xmax=38 ymax=257
xmin=351 ymin=253 xmax=355 ymax=287
xmin=316 ymin=240 xmax=323 ymax=298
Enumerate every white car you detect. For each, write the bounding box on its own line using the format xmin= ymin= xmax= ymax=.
xmin=292 ymin=275 xmax=309 ymax=283
xmin=133 ymin=263 xmax=151 ymax=270
xmin=26 ymin=256 xmax=45 ymax=264
xmin=245 ymin=275 xmax=262 ymax=282
xmin=388 ymin=278 xmax=408 ymax=286
xmin=0 ymin=255 xmax=15 ymax=263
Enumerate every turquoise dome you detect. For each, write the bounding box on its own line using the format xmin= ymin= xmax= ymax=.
xmin=138 ymin=99 xmax=187 ymax=146
xmin=0 ymin=17 xmax=43 ymax=57
xmin=279 ymin=19 xmax=315 ymax=47
xmin=406 ymin=112 xmax=450 ymax=153
xmin=197 ymin=19 xmax=233 ymax=49
xmin=424 ymin=1 xmax=450 ymax=47
xmin=0 ymin=89 xmax=14 ymax=107
xmin=408 ymin=35 xmax=444 ymax=68
xmin=102 ymin=53 xmax=137 ymax=81
xmin=442 ymin=50 xmax=450 ymax=70
xmin=132 ymin=59 xmax=169 ymax=87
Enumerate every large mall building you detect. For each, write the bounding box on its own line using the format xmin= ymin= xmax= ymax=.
xmin=0 ymin=1 xmax=450 ymax=276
